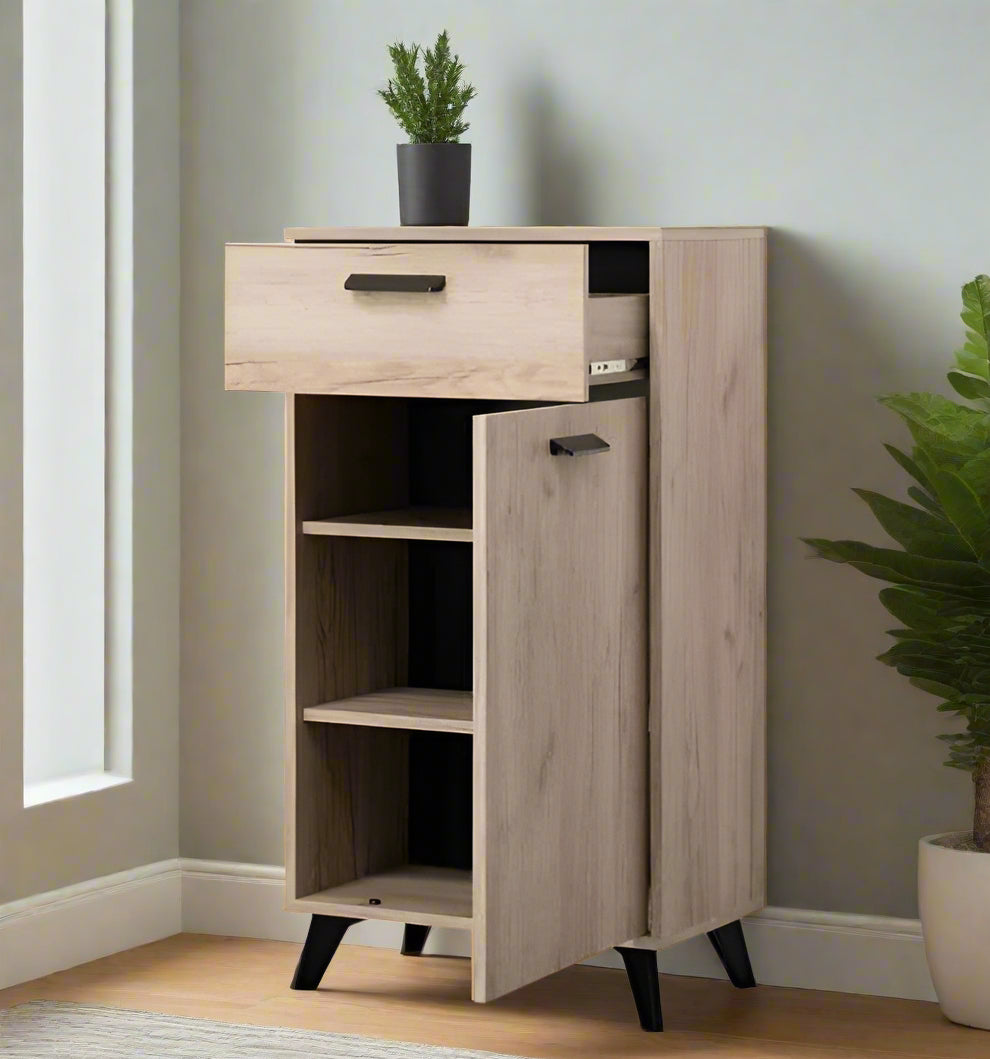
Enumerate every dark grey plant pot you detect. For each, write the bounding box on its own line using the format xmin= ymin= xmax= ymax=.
xmin=397 ymin=143 xmax=471 ymax=226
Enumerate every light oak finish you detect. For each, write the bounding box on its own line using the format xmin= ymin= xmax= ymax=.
xmin=286 ymin=396 xmax=411 ymax=903
xmin=586 ymin=292 xmax=649 ymax=361
xmin=303 ymin=687 xmax=473 ymax=735
xmin=298 ymin=864 xmax=472 ymax=928
xmin=588 ymin=367 xmax=647 ymax=387
xmin=228 ymin=242 xmax=648 ymax=401
xmin=283 ymin=225 xmax=766 ymax=243
xmin=302 ymin=506 xmax=472 ymax=543
xmin=3 ymin=937 xmax=981 ymax=1059
xmin=472 ymin=397 xmax=649 ymax=1003
xmin=236 ymin=226 xmax=768 ymax=1007
xmin=648 ymin=230 xmax=768 ymax=946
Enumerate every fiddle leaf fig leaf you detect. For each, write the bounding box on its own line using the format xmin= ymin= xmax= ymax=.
xmin=852 ymin=489 xmax=973 ymax=560
xmin=930 ymin=467 xmax=990 ymax=563
xmin=884 ymin=444 xmax=938 ymax=496
xmin=880 ymin=392 xmax=990 ymax=465
xmin=959 ymin=449 xmax=990 ymax=500
xmin=955 ymin=348 xmax=989 ymax=378
xmin=959 ymin=275 xmax=990 ymax=350
xmin=952 ymin=275 xmax=990 ymax=403
xmin=949 ymin=369 xmax=990 ymax=401
xmin=802 ymin=538 xmax=990 ymax=588
xmin=907 ymin=484 xmax=945 ymax=517
xmin=879 ymin=586 xmax=944 ymax=630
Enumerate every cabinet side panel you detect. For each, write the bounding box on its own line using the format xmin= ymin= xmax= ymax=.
xmin=287 ymin=395 xmax=410 ymax=901
xmin=650 ymin=232 xmax=767 ymax=944
xmin=473 ymin=398 xmax=649 ymax=1002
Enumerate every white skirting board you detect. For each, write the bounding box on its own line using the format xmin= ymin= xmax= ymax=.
xmin=0 ymin=861 xmax=182 ymax=991
xmin=1 ymin=858 xmax=936 ymax=1002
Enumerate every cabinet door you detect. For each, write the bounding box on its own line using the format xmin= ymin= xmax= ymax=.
xmin=471 ymin=397 xmax=649 ymax=1002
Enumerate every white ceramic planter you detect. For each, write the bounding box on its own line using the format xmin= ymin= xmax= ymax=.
xmin=918 ymin=832 xmax=990 ymax=1029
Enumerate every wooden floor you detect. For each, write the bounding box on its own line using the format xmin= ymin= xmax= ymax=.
xmin=1 ymin=935 xmax=988 ymax=1058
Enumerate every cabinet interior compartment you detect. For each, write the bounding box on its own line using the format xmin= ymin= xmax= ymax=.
xmin=293 ymin=722 xmax=473 ymax=926
xmin=586 ymin=240 xmax=650 ymax=387
xmin=588 ymin=241 xmax=650 ymax=294
xmin=290 ymin=395 xmax=474 ymax=924
xmin=298 ymin=396 xmax=560 ymax=543
xmin=302 ymin=397 xmax=473 ymax=541
xmin=290 ymin=389 xmax=646 ymax=924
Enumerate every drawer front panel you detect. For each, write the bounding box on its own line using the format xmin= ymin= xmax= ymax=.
xmin=472 ymin=396 xmax=649 ymax=1002
xmin=226 ymin=242 xmax=588 ymax=401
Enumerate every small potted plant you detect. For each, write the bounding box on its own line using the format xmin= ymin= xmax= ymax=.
xmin=805 ymin=275 xmax=990 ymax=1029
xmin=379 ymin=30 xmax=476 ymax=226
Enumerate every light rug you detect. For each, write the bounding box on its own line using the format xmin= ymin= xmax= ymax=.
xmin=0 ymin=1002 xmax=536 ymax=1059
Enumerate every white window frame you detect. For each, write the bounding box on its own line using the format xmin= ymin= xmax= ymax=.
xmin=22 ymin=0 xmax=133 ymax=807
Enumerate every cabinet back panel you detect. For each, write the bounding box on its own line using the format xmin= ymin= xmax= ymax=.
xmin=587 ymin=242 xmax=650 ymax=294
xmin=408 ymin=400 xmax=474 ymax=508
xmin=408 ymin=541 xmax=472 ymax=692
xmin=409 ymin=732 xmax=473 ymax=871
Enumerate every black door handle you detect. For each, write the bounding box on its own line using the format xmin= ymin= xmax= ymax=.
xmin=344 ymin=273 xmax=446 ymax=292
xmin=549 ymin=434 xmax=610 ymax=457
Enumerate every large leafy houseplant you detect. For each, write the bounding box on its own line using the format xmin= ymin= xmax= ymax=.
xmin=805 ymin=276 xmax=990 ymax=852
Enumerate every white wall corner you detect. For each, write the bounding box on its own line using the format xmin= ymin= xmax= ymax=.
xmin=1 ymin=858 xmax=936 ymax=1002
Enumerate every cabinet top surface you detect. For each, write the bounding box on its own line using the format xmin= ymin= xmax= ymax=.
xmin=282 ymin=225 xmax=767 ymax=243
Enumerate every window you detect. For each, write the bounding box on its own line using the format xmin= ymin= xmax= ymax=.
xmin=22 ymin=0 xmax=132 ymax=806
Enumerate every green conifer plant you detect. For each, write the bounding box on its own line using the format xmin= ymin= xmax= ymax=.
xmin=379 ymin=30 xmax=476 ymax=144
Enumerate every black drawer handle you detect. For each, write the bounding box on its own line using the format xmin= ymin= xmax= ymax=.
xmin=344 ymin=273 xmax=446 ymax=293
xmin=549 ymin=434 xmax=610 ymax=457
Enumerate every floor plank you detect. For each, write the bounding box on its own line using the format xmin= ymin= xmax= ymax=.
xmin=1 ymin=935 xmax=987 ymax=1058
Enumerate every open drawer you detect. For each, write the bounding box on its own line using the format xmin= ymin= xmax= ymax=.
xmin=225 ymin=242 xmax=648 ymax=401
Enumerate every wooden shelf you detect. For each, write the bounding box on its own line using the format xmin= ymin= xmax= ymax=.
xmin=303 ymin=687 xmax=473 ymax=734
xmin=297 ymin=865 xmax=472 ymax=928
xmin=302 ymin=506 xmax=472 ymax=543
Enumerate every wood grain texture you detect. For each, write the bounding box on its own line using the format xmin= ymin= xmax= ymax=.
xmin=286 ymin=396 xmax=411 ymax=901
xmin=298 ymin=865 xmax=472 ymax=928
xmin=289 ymin=723 xmax=410 ymax=904
xmin=302 ymin=506 xmax=472 ymax=543
xmin=472 ymin=397 xmax=649 ymax=1002
xmin=648 ymin=230 xmax=768 ymax=946
xmin=281 ymin=226 xmax=766 ymax=243
xmin=303 ymin=687 xmax=473 ymax=735
xmin=588 ymin=368 xmax=648 ymax=387
xmin=585 ymin=294 xmax=649 ymax=361
xmin=226 ymin=242 xmax=589 ymax=401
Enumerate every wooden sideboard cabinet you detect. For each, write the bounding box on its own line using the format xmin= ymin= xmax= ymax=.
xmin=224 ymin=226 xmax=767 ymax=1031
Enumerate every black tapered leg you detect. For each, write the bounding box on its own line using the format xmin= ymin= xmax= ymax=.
xmin=401 ymin=923 xmax=432 ymax=956
xmin=615 ymin=946 xmax=663 ymax=1032
xmin=290 ymin=915 xmax=361 ymax=990
xmin=706 ymin=920 xmax=756 ymax=988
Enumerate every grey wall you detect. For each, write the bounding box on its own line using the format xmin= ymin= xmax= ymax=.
xmin=180 ymin=0 xmax=990 ymax=918
xmin=0 ymin=0 xmax=180 ymax=904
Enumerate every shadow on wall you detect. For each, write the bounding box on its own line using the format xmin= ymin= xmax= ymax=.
xmin=766 ymin=228 xmax=968 ymax=916
xmin=518 ymin=76 xmax=600 ymax=226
